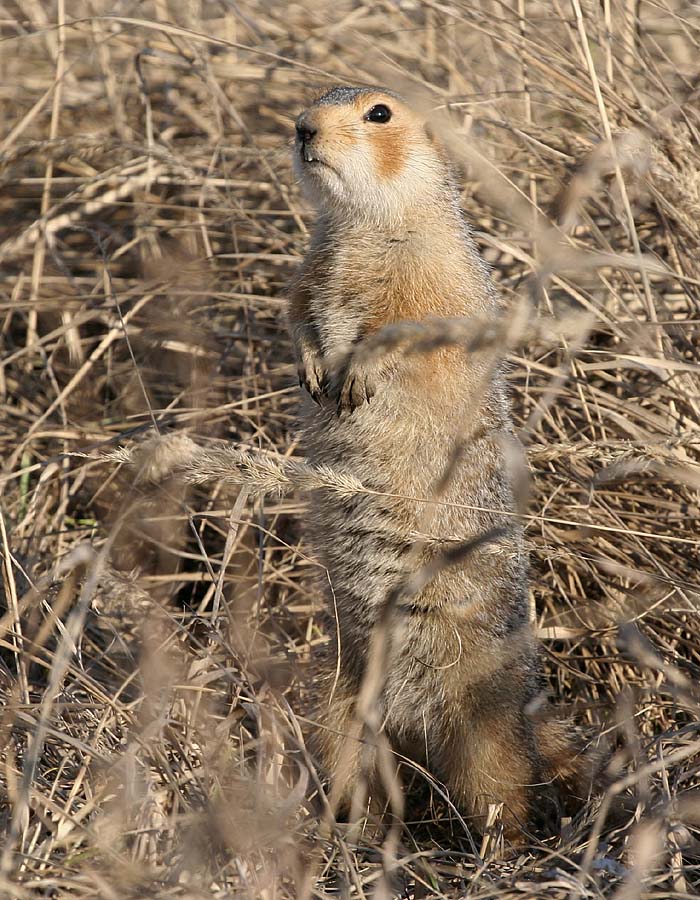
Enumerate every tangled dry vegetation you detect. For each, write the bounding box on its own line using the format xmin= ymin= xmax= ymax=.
xmin=1 ymin=1 xmax=700 ymax=897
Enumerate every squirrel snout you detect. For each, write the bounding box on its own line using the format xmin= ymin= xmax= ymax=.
xmin=295 ymin=116 xmax=317 ymax=145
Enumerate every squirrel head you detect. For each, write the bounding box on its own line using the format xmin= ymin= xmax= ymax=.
xmin=293 ymin=86 xmax=449 ymax=227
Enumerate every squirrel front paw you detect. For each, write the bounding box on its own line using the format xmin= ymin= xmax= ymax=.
xmin=329 ymin=362 xmax=380 ymax=415
xmin=297 ymin=349 xmax=328 ymax=404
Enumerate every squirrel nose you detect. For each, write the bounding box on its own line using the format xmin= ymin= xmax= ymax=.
xmin=295 ymin=118 xmax=317 ymax=144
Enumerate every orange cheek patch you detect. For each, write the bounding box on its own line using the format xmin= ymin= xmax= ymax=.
xmin=368 ymin=128 xmax=406 ymax=180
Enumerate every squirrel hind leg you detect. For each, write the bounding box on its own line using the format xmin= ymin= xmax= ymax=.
xmin=430 ymin=711 xmax=536 ymax=845
xmin=308 ymin=675 xmax=402 ymax=830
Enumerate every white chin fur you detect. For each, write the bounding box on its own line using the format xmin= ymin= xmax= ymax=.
xmin=294 ymin=146 xmax=441 ymax=227
xmin=294 ymin=157 xmax=345 ymax=207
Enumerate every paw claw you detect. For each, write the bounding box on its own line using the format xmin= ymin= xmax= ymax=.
xmin=297 ymin=352 xmax=328 ymax=404
xmin=335 ymin=366 xmax=379 ymax=415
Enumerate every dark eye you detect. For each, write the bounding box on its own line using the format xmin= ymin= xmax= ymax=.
xmin=365 ymin=104 xmax=392 ymax=124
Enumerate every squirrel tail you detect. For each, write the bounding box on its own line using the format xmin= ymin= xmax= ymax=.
xmin=536 ymin=715 xmax=606 ymax=814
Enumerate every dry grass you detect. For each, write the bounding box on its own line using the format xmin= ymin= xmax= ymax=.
xmin=1 ymin=1 xmax=700 ymax=897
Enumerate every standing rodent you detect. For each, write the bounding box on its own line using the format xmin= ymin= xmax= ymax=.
xmin=287 ymin=85 xmax=586 ymax=838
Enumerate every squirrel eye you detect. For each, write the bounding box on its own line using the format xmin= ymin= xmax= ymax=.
xmin=365 ymin=104 xmax=392 ymax=124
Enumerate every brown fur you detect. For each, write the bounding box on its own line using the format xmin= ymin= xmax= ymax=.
xmin=288 ymin=85 xmax=590 ymax=840
xmin=368 ymin=125 xmax=407 ymax=180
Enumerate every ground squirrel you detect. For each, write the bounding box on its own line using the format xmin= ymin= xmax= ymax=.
xmin=287 ymin=86 xmax=585 ymax=838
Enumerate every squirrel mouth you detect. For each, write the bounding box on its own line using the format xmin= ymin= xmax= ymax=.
xmin=299 ymin=146 xmax=338 ymax=176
